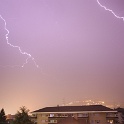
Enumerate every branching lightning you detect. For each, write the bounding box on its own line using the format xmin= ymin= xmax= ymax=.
xmin=0 ymin=15 xmax=39 ymax=68
xmin=1 ymin=1 xmax=123 ymax=70
xmin=96 ymin=0 xmax=124 ymax=21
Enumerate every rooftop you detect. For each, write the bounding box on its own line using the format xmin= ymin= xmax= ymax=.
xmin=32 ymin=105 xmax=115 ymax=113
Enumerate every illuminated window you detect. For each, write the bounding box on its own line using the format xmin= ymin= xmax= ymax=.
xmin=107 ymin=120 xmax=113 ymax=124
xmin=50 ymin=114 xmax=54 ymax=117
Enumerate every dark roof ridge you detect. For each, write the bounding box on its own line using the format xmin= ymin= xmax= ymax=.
xmin=32 ymin=105 xmax=115 ymax=113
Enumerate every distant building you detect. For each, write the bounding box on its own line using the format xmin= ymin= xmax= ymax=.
xmin=6 ymin=114 xmax=15 ymax=124
xmin=115 ymin=108 xmax=124 ymax=124
xmin=32 ymin=105 xmax=118 ymax=124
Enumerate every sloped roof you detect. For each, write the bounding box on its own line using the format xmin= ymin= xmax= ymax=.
xmin=115 ymin=107 xmax=124 ymax=113
xmin=32 ymin=105 xmax=115 ymax=113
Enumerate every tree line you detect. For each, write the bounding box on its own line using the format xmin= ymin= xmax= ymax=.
xmin=0 ymin=106 xmax=35 ymax=124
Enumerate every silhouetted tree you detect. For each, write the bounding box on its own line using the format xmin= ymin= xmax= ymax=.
xmin=14 ymin=106 xmax=33 ymax=124
xmin=0 ymin=108 xmax=7 ymax=124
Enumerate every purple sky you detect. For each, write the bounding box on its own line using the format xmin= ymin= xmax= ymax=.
xmin=0 ymin=0 xmax=124 ymax=114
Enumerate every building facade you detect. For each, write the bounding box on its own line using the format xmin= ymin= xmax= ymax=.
xmin=116 ymin=108 xmax=124 ymax=124
xmin=32 ymin=105 xmax=118 ymax=124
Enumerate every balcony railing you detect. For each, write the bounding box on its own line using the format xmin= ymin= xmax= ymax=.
xmin=48 ymin=113 xmax=88 ymax=118
xmin=106 ymin=114 xmax=118 ymax=118
xmin=48 ymin=114 xmax=68 ymax=118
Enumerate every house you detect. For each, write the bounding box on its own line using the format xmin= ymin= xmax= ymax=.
xmin=32 ymin=105 xmax=118 ymax=124
xmin=6 ymin=114 xmax=15 ymax=124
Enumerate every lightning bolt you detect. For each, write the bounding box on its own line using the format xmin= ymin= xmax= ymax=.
xmin=0 ymin=15 xmax=39 ymax=68
xmin=96 ymin=0 xmax=124 ymax=21
xmin=2 ymin=1 xmax=122 ymax=70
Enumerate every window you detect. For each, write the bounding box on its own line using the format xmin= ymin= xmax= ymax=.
xmin=78 ymin=113 xmax=83 ymax=117
xmin=49 ymin=120 xmax=57 ymax=123
xmin=107 ymin=120 xmax=113 ymax=124
xmin=95 ymin=120 xmax=100 ymax=123
xmin=41 ymin=120 xmax=45 ymax=123
xmin=41 ymin=120 xmax=48 ymax=123
xmin=41 ymin=114 xmax=46 ymax=117
xmin=62 ymin=114 xmax=65 ymax=117
xmin=94 ymin=113 xmax=100 ymax=116
xmin=32 ymin=114 xmax=36 ymax=117
xmin=78 ymin=113 xmax=88 ymax=117
xmin=50 ymin=114 xmax=54 ymax=117
xmin=107 ymin=113 xmax=116 ymax=117
xmin=58 ymin=114 xmax=61 ymax=117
